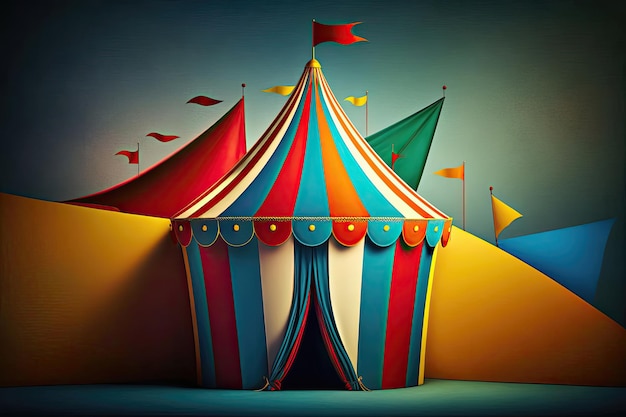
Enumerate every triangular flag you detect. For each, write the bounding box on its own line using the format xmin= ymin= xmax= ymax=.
xmin=491 ymin=192 xmax=522 ymax=239
xmin=262 ymin=86 xmax=295 ymax=96
xmin=391 ymin=151 xmax=402 ymax=170
xmin=434 ymin=164 xmax=464 ymax=180
xmin=366 ymin=98 xmax=445 ymax=189
xmin=344 ymin=95 xmax=368 ymax=107
xmin=115 ymin=150 xmax=139 ymax=164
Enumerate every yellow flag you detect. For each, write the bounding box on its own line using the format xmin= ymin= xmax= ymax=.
xmin=491 ymin=194 xmax=523 ymax=239
xmin=434 ymin=164 xmax=464 ymax=180
xmin=344 ymin=95 xmax=368 ymax=107
xmin=262 ymin=86 xmax=295 ymax=96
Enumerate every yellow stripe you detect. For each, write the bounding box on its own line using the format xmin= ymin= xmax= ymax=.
xmin=181 ymin=246 xmax=203 ymax=386
xmin=418 ymin=244 xmax=439 ymax=385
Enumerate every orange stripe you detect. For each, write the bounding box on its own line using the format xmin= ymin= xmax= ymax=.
xmin=315 ymin=73 xmax=368 ymax=218
xmin=315 ymin=72 xmax=369 ymax=245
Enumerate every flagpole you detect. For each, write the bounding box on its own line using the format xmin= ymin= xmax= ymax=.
xmin=489 ymin=186 xmax=498 ymax=247
xmin=312 ymin=19 xmax=315 ymax=60
xmin=462 ymin=160 xmax=466 ymax=231
xmin=242 ymin=83 xmax=246 ymax=97
xmin=365 ymin=90 xmax=368 ymax=136
xmin=137 ymin=141 xmax=140 ymax=176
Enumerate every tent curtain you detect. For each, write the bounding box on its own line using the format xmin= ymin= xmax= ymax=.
xmin=265 ymin=243 xmax=312 ymax=390
xmin=311 ymin=241 xmax=361 ymax=390
xmin=265 ymin=240 xmax=360 ymax=390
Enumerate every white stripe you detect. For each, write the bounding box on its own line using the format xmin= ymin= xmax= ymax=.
xmin=177 ymin=71 xmax=310 ymax=219
xmin=317 ymin=69 xmax=447 ymax=219
xmin=258 ymin=236 xmax=295 ymax=374
xmin=328 ymin=236 xmax=364 ymax=372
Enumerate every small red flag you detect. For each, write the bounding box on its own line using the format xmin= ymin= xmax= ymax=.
xmin=313 ymin=21 xmax=367 ymax=46
xmin=116 ymin=150 xmax=139 ymax=164
xmin=187 ymin=96 xmax=222 ymax=106
xmin=391 ymin=151 xmax=402 ymax=170
xmin=146 ymin=132 xmax=179 ymax=142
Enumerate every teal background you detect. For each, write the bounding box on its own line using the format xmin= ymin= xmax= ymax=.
xmin=1 ymin=0 xmax=624 ymax=326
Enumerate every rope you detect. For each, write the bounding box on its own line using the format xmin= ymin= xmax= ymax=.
xmin=254 ymin=376 xmax=284 ymax=391
xmin=254 ymin=376 xmax=270 ymax=392
xmin=214 ymin=216 xmax=409 ymax=222
xmin=356 ymin=376 xmax=371 ymax=391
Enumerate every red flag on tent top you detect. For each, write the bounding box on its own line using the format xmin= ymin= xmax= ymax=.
xmin=115 ymin=149 xmax=139 ymax=164
xmin=313 ymin=21 xmax=367 ymax=46
xmin=147 ymin=132 xmax=179 ymax=142
xmin=187 ymin=96 xmax=223 ymax=106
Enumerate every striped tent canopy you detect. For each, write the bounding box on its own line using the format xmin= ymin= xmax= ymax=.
xmin=172 ymin=59 xmax=453 ymax=391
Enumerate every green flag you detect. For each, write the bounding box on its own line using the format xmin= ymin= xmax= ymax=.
xmin=366 ymin=97 xmax=444 ymax=190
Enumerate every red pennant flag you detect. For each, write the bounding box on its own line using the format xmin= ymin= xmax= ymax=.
xmin=313 ymin=21 xmax=367 ymax=46
xmin=391 ymin=151 xmax=402 ymax=170
xmin=146 ymin=132 xmax=179 ymax=142
xmin=116 ymin=150 xmax=139 ymax=164
xmin=187 ymin=96 xmax=222 ymax=106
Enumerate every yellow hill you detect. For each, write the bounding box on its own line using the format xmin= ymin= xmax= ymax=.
xmin=426 ymin=226 xmax=626 ymax=386
xmin=0 ymin=193 xmax=195 ymax=387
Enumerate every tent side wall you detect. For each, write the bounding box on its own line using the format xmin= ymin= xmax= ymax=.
xmin=177 ymin=220 xmax=446 ymax=390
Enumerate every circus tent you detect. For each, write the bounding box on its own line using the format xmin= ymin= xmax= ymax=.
xmin=65 ymin=99 xmax=247 ymax=218
xmin=172 ymin=58 xmax=452 ymax=391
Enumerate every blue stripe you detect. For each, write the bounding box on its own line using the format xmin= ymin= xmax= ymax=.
xmin=293 ymin=76 xmax=331 ymax=246
xmin=185 ymin=243 xmax=216 ymax=388
xmin=318 ymin=91 xmax=402 ymax=218
xmin=227 ymin=236 xmax=268 ymax=389
xmin=405 ymin=244 xmax=434 ymax=387
xmin=356 ymin=237 xmax=395 ymax=389
xmin=222 ymin=75 xmax=310 ymax=217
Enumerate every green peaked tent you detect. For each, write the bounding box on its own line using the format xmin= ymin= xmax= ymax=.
xmin=366 ymin=97 xmax=445 ymax=190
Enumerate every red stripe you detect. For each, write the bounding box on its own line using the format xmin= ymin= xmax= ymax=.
xmin=381 ymin=240 xmax=423 ymax=389
xmin=199 ymin=238 xmax=242 ymax=388
xmin=189 ymin=71 xmax=311 ymax=218
xmin=255 ymin=80 xmax=311 ymax=218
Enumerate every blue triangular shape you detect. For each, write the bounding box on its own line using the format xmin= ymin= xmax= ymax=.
xmin=499 ymin=218 xmax=615 ymax=304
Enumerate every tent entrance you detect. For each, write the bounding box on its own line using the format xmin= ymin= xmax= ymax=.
xmin=280 ymin=291 xmax=346 ymax=390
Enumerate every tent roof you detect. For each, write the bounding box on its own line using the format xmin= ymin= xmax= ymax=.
xmin=174 ymin=59 xmax=451 ymax=248
xmin=65 ymin=99 xmax=247 ymax=218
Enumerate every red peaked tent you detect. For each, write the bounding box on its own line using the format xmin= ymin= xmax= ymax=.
xmin=172 ymin=59 xmax=453 ymax=390
xmin=66 ymin=99 xmax=247 ymax=218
